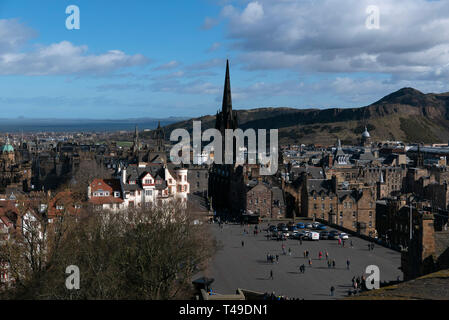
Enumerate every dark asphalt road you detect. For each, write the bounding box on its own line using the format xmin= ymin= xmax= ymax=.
xmin=198 ymin=221 xmax=402 ymax=300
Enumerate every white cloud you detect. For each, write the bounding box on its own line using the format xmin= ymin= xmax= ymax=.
xmin=153 ymin=60 xmax=180 ymax=71
xmin=0 ymin=19 xmax=150 ymax=76
xmin=218 ymin=0 xmax=449 ymax=81
xmin=240 ymin=2 xmax=264 ymax=24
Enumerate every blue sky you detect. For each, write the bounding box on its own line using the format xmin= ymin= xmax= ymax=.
xmin=1 ymin=0 xmax=449 ymax=119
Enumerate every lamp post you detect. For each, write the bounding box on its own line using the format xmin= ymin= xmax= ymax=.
xmin=410 ymin=203 xmax=412 ymax=240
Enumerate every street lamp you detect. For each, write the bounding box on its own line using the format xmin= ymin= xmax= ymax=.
xmin=408 ymin=196 xmax=414 ymax=241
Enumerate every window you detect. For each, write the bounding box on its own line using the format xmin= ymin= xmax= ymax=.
xmin=145 ymin=190 xmax=152 ymax=196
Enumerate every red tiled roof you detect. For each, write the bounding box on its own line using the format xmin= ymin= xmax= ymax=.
xmin=48 ymin=191 xmax=81 ymax=218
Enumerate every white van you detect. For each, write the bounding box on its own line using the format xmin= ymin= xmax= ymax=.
xmin=308 ymin=232 xmax=320 ymax=241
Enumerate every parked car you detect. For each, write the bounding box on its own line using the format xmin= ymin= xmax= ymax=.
xmin=317 ymin=224 xmax=327 ymax=230
xmin=296 ymin=223 xmax=305 ymax=229
xmin=328 ymin=230 xmax=340 ymax=240
xmin=312 ymin=222 xmax=320 ymax=229
xmin=277 ymin=223 xmax=286 ymax=229
xmin=339 ymin=233 xmax=349 ymax=240
xmin=296 ymin=231 xmax=307 ymax=239
xmin=305 ymin=223 xmax=313 ymax=229
xmin=320 ymin=231 xmax=329 ymax=240
xmin=288 ymin=225 xmax=297 ymax=231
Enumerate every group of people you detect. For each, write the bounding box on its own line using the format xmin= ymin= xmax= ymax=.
xmin=267 ymin=253 xmax=280 ymax=264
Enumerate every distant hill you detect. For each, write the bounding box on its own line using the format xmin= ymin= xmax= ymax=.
xmin=0 ymin=117 xmax=187 ymax=133
xmin=164 ymin=87 xmax=449 ymax=145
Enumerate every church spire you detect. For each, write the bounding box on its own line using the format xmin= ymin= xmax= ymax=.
xmin=222 ymin=59 xmax=232 ymax=115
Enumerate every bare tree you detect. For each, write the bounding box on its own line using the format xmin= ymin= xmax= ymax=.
xmin=1 ymin=199 xmax=216 ymax=300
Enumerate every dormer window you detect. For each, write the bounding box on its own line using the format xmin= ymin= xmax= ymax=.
xmin=114 ymin=192 xmax=120 ymax=198
xmin=56 ymin=205 xmax=64 ymax=210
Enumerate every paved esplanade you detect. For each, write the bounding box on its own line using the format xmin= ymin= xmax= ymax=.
xmin=200 ymin=222 xmax=401 ymax=300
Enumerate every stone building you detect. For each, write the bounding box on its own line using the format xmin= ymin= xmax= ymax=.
xmin=300 ymin=175 xmax=376 ymax=236
xmin=0 ymin=137 xmax=32 ymax=193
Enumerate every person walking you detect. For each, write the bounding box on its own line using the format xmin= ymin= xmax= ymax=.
xmin=332 ymin=260 xmax=336 ymax=268
xmin=319 ymin=251 xmax=322 ymax=260
xmin=350 ymin=240 xmax=353 ymax=248
xmin=330 ymin=286 xmax=335 ymax=296
xmin=270 ymin=270 xmax=274 ymax=280
xmin=346 ymin=259 xmax=350 ymax=270
xmin=276 ymin=254 xmax=279 ymax=263
xmin=288 ymin=248 xmax=292 ymax=256
xmin=325 ymin=251 xmax=329 ymax=260
xmin=308 ymin=258 xmax=312 ymax=267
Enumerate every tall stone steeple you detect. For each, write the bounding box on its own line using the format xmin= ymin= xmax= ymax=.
xmin=216 ymin=60 xmax=238 ymax=134
xmin=222 ymin=59 xmax=232 ymax=115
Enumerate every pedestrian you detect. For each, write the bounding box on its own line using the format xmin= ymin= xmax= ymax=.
xmin=371 ymin=243 xmax=375 ymax=251
xmin=342 ymin=240 xmax=345 ymax=247
xmin=270 ymin=270 xmax=274 ymax=280
xmin=288 ymin=248 xmax=292 ymax=256
xmin=303 ymin=251 xmax=306 ymax=258
xmin=276 ymin=254 xmax=279 ymax=263
xmin=346 ymin=259 xmax=350 ymax=270
xmin=330 ymin=286 xmax=335 ymax=296
xmin=319 ymin=251 xmax=322 ymax=260
xmin=325 ymin=251 xmax=329 ymax=260
xmin=368 ymin=243 xmax=371 ymax=251
xmin=332 ymin=260 xmax=336 ymax=268
xmin=241 ymin=241 xmax=244 ymax=247
xmin=327 ymin=260 xmax=331 ymax=268
xmin=350 ymin=240 xmax=353 ymax=248
xmin=300 ymin=238 xmax=303 ymax=245
xmin=308 ymin=258 xmax=312 ymax=267
xmin=301 ymin=264 xmax=305 ymax=273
